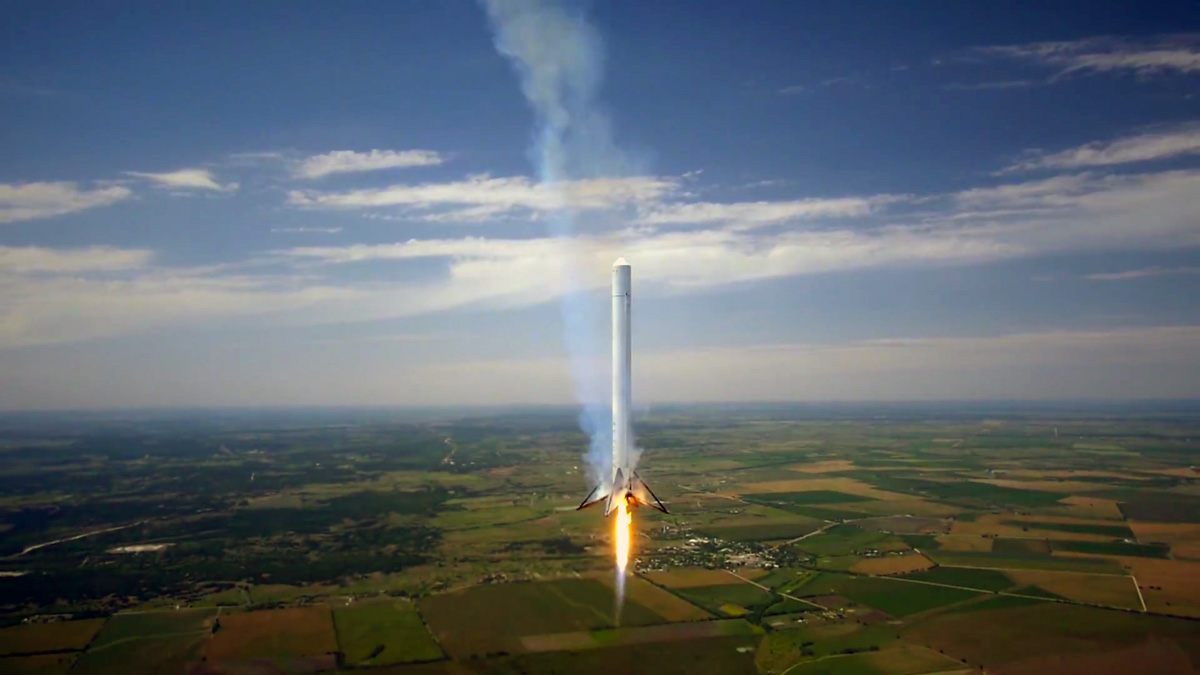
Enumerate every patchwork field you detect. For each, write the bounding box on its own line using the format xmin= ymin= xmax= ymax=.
xmin=204 ymin=606 xmax=338 ymax=662
xmin=595 ymin=574 xmax=712 ymax=621
xmin=848 ymin=552 xmax=934 ymax=575
xmin=1004 ymin=570 xmax=1141 ymax=609
xmin=0 ymin=653 xmax=78 ymax=675
xmin=644 ymin=569 xmax=749 ymax=589
xmin=0 ymin=619 xmax=105 ymax=656
xmin=418 ymin=579 xmax=663 ymax=658
xmin=332 ymin=600 xmax=442 ymax=666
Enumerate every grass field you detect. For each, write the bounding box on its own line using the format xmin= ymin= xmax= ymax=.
xmin=831 ymin=577 xmax=981 ymax=617
xmin=781 ymin=643 xmax=962 ymax=675
xmin=418 ymin=579 xmax=663 ymax=659
xmin=1002 ymin=520 xmax=1134 ymax=538
xmin=332 ymin=600 xmax=441 ymax=666
xmin=204 ymin=606 xmax=337 ymax=661
xmin=0 ymin=619 xmax=105 ymax=656
xmin=927 ymin=550 xmax=1127 ymax=574
xmin=902 ymin=566 xmax=1015 ymax=591
xmin=746 ymin=491 xmax=876 ymax=504
xmin=0 ymin=654 xmax=78 ymax=675
xmin=848 ymin=553 xmax=934 ymax=575
xmin=944 ymin=594 xmax=1047 ymax=614
xmin=1004 ymin=570 xmax=1142 ymax=609
xmin=674 ymin=583 xmax=775 ymax=616
xmin=87 ymin=608 xmax=217 ymax=648
xmin=644 ymin=569 xmax=749 ymax=589
xmin=71 ymin=634 xmax=210 ymax=675
xmin=793 ymin=525 xmax=892 ymax=556
xmin=597 ymin=575 xmax=712 ymax=621
xmin=1050 ymin=539 xmax=1170 ymax=559
xmin=992 ymin=537 xmax=1052 ymax=555
xmin=496 ymin=634 xmax=760 ymax=675
xmin=903 ymin=602 xmax=1200 ymax=671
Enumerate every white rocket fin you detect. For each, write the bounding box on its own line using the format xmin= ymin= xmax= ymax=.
xmin=629 ymin=472 xmax=669 ymax=514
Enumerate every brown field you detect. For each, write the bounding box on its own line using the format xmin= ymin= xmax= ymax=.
xmin=1150 ymin=467 xmax=1199 ymax=478
xmin=937 ymin=535 xmax=993 ymax=552
xmin=858 ymin=515 xmax=947 ymax=535
xmin=595 ymin=575 xmax=712 ymax=621
xmin=839 ymin=498 xmax=961 ymax=517
xmin=644 ymin=569 xmax=748 ymax=589
xmin=991 ymin=636 xmax=1193 ymax=675
xmin=1129 ymin=522 xmax=1200 ymax=560
xmin=974 ymin=479 xmax=1109 ymax=493
xmin=849 ymin=553 xmax=934 ymax=575
xmin=0 ymin=654 xmax=78 ymax=675
xmin=951 ymin=514 xmax=1120 ymax=542
xmin=731 ymin=478 xmax=909 ymax=501
xmin=204 ymin=606 xmax=337 ymax=661
xmin=0 ymin=619 xmax=106 ymax=656
xmin=520 ymin=618 xmax=755 ymax=652
xmin=787 ymin=460 xmax=855 ymax=474
xmin=1108 ymin=557 xmax=1200 ymax=618
xmin=903 ymin=603 xmax=1200 ymax=670
xmin=1002 ymin=469 xmax=1150 ymax=481
xmin=1057 ymin=496 xmax=1126 ymax=520
xmin=861 ymin=643 xmax=963 ymax=674
xmin=1005 ymin=570 xmax=1141 ymax=609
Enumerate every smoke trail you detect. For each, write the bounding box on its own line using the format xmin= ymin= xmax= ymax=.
xmin=481 ymin=0 xmax=632 ymax=485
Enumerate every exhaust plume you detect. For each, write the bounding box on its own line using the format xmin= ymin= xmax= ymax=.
xmin=481 ymin=0 xmax=640 ymax=485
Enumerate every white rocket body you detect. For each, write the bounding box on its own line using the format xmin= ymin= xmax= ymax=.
xmin=578 ymin=259 xmax=668 ymax=516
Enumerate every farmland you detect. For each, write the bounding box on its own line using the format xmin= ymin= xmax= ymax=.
xmin=332 ymin=599 xmax=442 ymax=666
xmin=0 ymin=403 xmax=1197 ymax=673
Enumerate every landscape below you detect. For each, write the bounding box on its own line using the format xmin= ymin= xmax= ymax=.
xmin=1 ymin=403 xmax=1198 ymax=674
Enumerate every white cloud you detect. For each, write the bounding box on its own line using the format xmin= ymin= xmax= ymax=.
xmin=980 ymin=34 xmax=1200 ymax=78
xmin=288 ymin=174 xmax=678 ymax=220
xmin=1084 ymin=266 xmax=1200 ymax=281
xmin=419 ymin=326 xmax=1200 ymax=403
xmin=0 ymin=246 xmax=153 ymax=275
xmin=294 ymin=149 xmax=447 ymax=179
xmin=637 ymin=196 xmax=893 ymax=230
xmin=777 ymin=85 xmax=807 ymax=95
xmin=270 ymin=227 xmax=344 ymax=234
xmin=1004 ymin=123 xmax=1200 ymax=172
xmin=126 ymin=168 xmax=238 ymax=192
xmin=0 ymin=182 xmax=132 ymax=223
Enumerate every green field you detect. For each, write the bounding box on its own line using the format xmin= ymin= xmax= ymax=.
xmin=0 ymin=654 xmax=78 ymax=675
xmin=332 ymin=600 xmax=442 ymax=666
xmin=70 ymin=634 xmax=210 ymax=675
xmin=793 ymin=525 xmax=892 ymax=556
xmin=419 ymin=579 xmax=664 ymax=658
xmin=770 ymin=504 xmax=874 ymax=521
xmin=87 ymin=609 xmax=217 ymax=648
xmin=992 ymin=537 xmax=1051 ymax=556
xmin=926 ymin=550 xmax=1127 ymax=574
xmin=902 ymin=567 xmax=1014 ymax=592
xmin=0 ymin=620 xmax=105 ymax=657
xmin=1002 ymin=520 xmax=1133 ymax=538
xmin=750 ymin=491 xmax=877 ymax=504
xmin=944 ymin=594 xmax=1048 ymax=614
xmin=834 ymin=577 xmax=981 ymax=617
xmin=674 ymin=583 xmax=776 ymax=616
xmin=1049 ymin=540 xmax=1171 ymax=558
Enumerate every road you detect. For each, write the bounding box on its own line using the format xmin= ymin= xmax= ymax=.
xmin=18 ymin=521 xmax=146 ymax=556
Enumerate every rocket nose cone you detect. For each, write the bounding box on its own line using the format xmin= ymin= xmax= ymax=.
xmin=613 ymin=257 xmax=630 ymax=267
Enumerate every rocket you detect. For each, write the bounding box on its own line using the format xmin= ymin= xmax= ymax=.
xmin=578 ymin=258 xmax=669 ymax=516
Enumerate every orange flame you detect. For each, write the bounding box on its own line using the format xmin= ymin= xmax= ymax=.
xmin=615 ymin=499 xmax=631 ymax=574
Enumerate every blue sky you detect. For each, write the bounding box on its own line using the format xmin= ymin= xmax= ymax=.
xmin=1 ymin=0 xmax=1198 ymax=408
